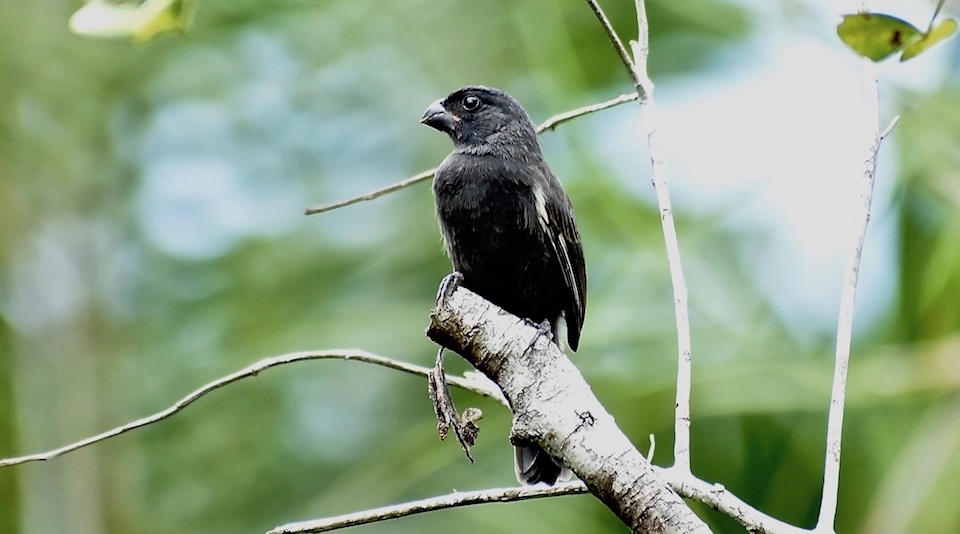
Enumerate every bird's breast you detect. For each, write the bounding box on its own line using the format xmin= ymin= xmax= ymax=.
xmin=432 ymin=154 xmax=562 ymax=322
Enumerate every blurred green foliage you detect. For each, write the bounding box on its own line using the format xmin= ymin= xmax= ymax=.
xmin=0 ymin=1 xmax=958 ymax=534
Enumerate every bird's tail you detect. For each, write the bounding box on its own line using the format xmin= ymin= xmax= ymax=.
xmin=514 ymin=443 xmax=572 ymax=486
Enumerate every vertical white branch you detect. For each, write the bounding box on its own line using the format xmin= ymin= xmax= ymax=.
xmin=585 ymin=0 xmax=696 ymax=476
xmin=630 ymin=0 xmax=693 ymax=475
xmin=585 ymin=0 xmax=694 ymax=475
xmin=817 ymin=0 xmax=887 ymax=529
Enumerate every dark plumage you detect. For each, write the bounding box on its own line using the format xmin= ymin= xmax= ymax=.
xmin=421 ymin=86 xmax=587 ymax=485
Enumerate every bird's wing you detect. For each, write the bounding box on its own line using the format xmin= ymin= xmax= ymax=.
xmin=534 ymin=176 xmax=587 ymax=352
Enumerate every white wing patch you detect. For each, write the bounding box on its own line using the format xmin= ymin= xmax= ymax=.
xmin=534 ymin=183 xmax=584 ymax=319
xmin=533 ymin=184 xmax=550 ymax=233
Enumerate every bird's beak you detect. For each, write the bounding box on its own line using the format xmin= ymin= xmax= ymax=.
xmin=420 ymin=99 xmax=457 ymax=133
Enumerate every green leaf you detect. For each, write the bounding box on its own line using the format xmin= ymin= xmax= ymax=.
xmin=69 ymin=0 xmax=195 ymax=42
xmin=837 ymin=13 xmax=922 ymax=61
xmin=901 ymin=19 xmax=958 ymax=61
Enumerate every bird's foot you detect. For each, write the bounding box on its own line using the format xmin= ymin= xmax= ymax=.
xmin=436 ymin=271 xmax=464 ymax=307
xmin=523 ymin=318 xmax=554 ymax=343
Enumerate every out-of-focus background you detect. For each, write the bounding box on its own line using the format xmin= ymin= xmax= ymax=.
xmin=1 ymin=1 xmax=959 ymax=532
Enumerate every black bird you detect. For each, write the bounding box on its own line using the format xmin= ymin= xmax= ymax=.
xmin=421 ymin=86 xmax=587 ymax=485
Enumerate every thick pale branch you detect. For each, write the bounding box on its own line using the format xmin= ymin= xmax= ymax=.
xmin=0 ymin=349 xmax=503 ymax=469
xmin=303 ymin=92 xmax=639 ymax=216
xmin=268 ymin=483 xmax=588 ymax=533
xmin=427 ymin=287 xmax=710 ymax=533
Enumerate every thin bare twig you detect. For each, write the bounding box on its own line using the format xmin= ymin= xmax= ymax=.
xmin=630 ymin=0 xmax=693 ymax=476
xmin=584 ymin=0 xmax=641 ymax=92
xmin=267 ymin=483 xmax=588 ymax=533
xmin=303 ymin=91 xmax=640 ymax=216
xmin=658 ymin=467 xmax=809 ymax=534
xmin=269 ymin=462 xmax=811 ymax=534
xmin=930 ymin=0 xmax=947 ymax=32
xmin=586 ymin=0 xmax=694 ymax=475
xmin=816 ymin=0 xmax=891 ymax=529
xmin=881 ymin=115 xmax=900 ymax=139
xmin=537 ymin=91 xmax=639 ymax=132
xmin=304 ymin=169 xmax=435 ymax=215
xmin=0 ymin=350 xmax=504 ymax=469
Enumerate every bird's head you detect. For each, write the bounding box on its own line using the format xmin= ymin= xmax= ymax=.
xmin=421 ymin=86 xmax=539 ymax=155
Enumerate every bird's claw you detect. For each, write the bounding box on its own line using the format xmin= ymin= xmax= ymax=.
xmin=523 ymin=318 xmax=554 ymax=342
xmin=537 ymin=319 xmax=554 ymax=341
xmin=436 ymin=271 xmax=464 ymax=307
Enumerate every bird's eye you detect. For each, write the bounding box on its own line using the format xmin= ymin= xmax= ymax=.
xmin=462 ymin=95 xmax=481 ymax=111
